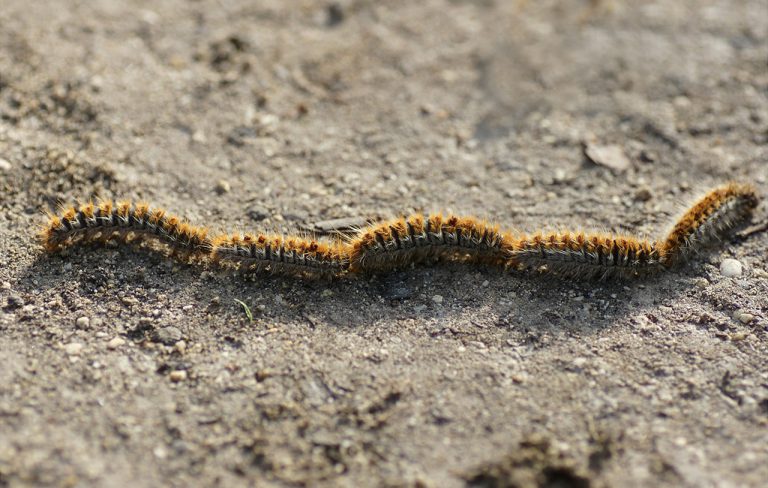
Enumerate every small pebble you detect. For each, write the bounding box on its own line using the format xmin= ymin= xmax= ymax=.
xmin=5 ymin=294 xmax=24 ymax=309
xmin=153 ymin=326 xmax=183 ymax=345
xmin=720 ymin=259 xmax=743 ymax=277
xmin=584 ymin=142 xmax=631 ymax=172
xmin=0 ymin=158 xmax=11 ymax=171
xmin=247 ymin=205 xmax=270 ymax=222
xmin=65 ymin=343 xmax=84 ymax=355
xmin=431 ymin=295 xmax=444 ymax=304
xmin=1 ymin=281 xmax=11 ymax=290
xmin=76 ymin=316 xmax=91 ymax=329
xmin=639 ymin=149 xmax=657 ymax=163
xmin=634 ymin=187 xmax=653 ymax=202
xmin=169 ymin=370 xmax=187 ymax=382
xmin=215 ymin=180 xmax=231 ymax=194
xmin=730 ymin=331 xmax=748 ymax=342
xmin=191 ymin=130 xmax=206 ymax=143
xmin=107 ymin=337 xmax=126 ymax=350
xmin=735 ymin=312 xmax=755 ymax=324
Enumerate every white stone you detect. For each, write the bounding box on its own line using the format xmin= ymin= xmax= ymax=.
xmin=720 ymin=259 xmax=743 ymax=277
xmin=65 ymin=343 xmax=84 ymax=355
xmin=107 ymin=337 xmax=126 ymax=350
xmin=169 ymin=370 xmax=187 ymax=382
xmin=584 ymin=143 xmax=630 ymax=172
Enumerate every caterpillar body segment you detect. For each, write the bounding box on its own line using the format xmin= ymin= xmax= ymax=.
xmin=659 ymin=183 xmax=758 ymax=265
xmin=211 ymin=233 xmax=349 ymax=277
xmin=40 ymin=200 xmax=211 ymax=257
xmin=507 ymin=231 xmax=662 ymax=279
xmin=347 ymin=214 xmax=512 ymax=272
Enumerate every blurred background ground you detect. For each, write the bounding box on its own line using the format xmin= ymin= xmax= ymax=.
xmin=0 ymin=1 xmax=766 ymax=486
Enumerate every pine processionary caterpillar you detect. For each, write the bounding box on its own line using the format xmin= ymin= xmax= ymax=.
xmin=507 ymin=231 xmax=662 ymax=279
xmin=39 ymin=182 xmax=760 ymax=280
xmin=40 ymin=200 xmax=211 ymax=259
xmin=347 ymin=214 xmax=512 ymax=272
xmin=211 ymin=233 xmax=348 ymax=277
xmin=658 ymin=182 xmax=758 ymax=266
xmin=503 ymin=183 xmax=758 ymax=278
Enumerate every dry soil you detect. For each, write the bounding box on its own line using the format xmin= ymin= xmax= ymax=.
xmin=0 ymin=1 xmax=767 ymax=487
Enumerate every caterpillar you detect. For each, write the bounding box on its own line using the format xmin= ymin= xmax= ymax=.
xmin=506 ymin=231 xmax=662 ymax=279
xmin=40 ymin=200 xmax=211 ymax=258
xmin=211 ymin=233 xmax=348 ymax=276
xmin=347 ymin=214 xmax=512 ymax=272
xmin=39 ymin=182 xmax=760 ymax=280
xmin=658 ymin=182 xmax=759 ymax=265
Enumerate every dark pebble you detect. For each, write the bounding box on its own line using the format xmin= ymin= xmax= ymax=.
xmin=153 ymin=326 xmax=183 ymax=345
xmin=4 ymin=294 xmax=24 ymax=310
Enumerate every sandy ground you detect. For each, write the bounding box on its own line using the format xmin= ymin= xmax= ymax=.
xmin=1 ymin=1 xmax=767 ymax=487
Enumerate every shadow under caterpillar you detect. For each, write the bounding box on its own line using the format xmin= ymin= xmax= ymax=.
xmin=39 ymin=182 xmax=760 ymax=280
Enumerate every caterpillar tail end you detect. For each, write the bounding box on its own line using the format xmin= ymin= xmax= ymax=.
xmin=659 ymin=181 xmax=760 ymax=267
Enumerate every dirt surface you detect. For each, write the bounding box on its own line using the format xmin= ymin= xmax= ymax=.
xmin=1 ymin=1 xmax=767 ymax=487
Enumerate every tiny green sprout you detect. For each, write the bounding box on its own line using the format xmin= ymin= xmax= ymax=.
xmin=234 ymin=299 xmax=254 ymax=322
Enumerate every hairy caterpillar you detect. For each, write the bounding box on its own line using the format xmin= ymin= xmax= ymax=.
xmin=658 ymin=182 xmax=758 ymax=266
xmin=211 ymin=233 xmax=348 ymax=276
xmin=40 ymin=182 xmax=760 ymax=280
xmin=347 ymin=214 xmax=512 ymax=272
xmin=40 ymin=200 xmax=210 ymax=258
xmin=507 ymin=232 xmax=662 ymax=279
